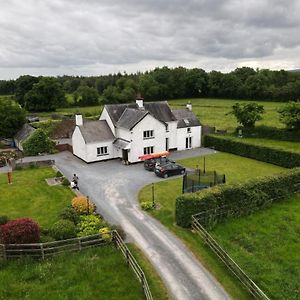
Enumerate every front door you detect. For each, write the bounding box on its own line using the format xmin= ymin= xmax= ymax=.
xmin=185 ymin=137 xmax=192 ymax=149
xmin=122 ymin=149 xmax=128 ymax=162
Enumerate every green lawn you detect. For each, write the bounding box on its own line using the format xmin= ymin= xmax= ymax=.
xmin=212 ymin=194 xmax=300 ymax=300
xmin=139 ymin=152 xmax=285 ymax=299
xmin=169 ymin=98 xmax=286 ymax=131
xmin=0 ymin=167 xmax=73 ymax=228
xmin=0 ymin=246 xmax=148 ymax=300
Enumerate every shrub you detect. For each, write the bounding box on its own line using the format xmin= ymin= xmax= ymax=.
xmin=23 ymin=128 xmax=55 ymax=156
xmin=175 ymin=167 xmax=300 ymax=228
xmin=0 ymin=218 xmax=40 ymax=244
xmin=59 ymin=207 xmax=80 ymax=225
xmin=39 ymin=234 xmax=55 ymax=243
xmin=50 ymin=220 xmax=76 ymax=240
xmin=99 ymin=227 xmax=111 ymax=241
xmin=76 ymin=215 xmax=106 ymax=237
xmin=204 ymin=135 xmax=300 ymax=168
xmin=62 ymin=177 xmax=70 ymax=186
xmin=278 ymin=101 xmax=300 ymax=130
xmin=141 ymin=201 xmax=154 ymax=211
xmin=0 ymin=215 xmax=9 ymax=225
xmin=56 ymin=170 xmax=63 ymax=178
xmin=72 ymin=196 xmax=96 ymax=214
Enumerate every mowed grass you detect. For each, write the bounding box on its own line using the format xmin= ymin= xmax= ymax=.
xmin=212 ymin=194 xmax=300 ymax=300
xmin=139 ymin=152 xmax=285 ymax=299
xmin=0 ymin=167 xmax=73 ymax=228
xmin=0 ymin=246 xmax=145 ymax=300
xmin=169 ymin=98 xmax=286 ymax=131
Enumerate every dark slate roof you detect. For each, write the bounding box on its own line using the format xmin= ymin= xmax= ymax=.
xmin=172 ymin=109 xmax=201 ymax=128
xmin=50 ymin=119 xmax=76 ymax=139
xmin=14 ymin=124 xmax=36 ymax=142
xmin=113 ymin=138 xmax=130 ymax=149
xmin=78 ymin=120 xmax=114 ymax=143
xmin=116 ymin=108 xmax=148 ymax=130
xmin=105 ymin=103 xmax=138 ymax=126
xmin=144 ymin=101 xmax=177 ymax=122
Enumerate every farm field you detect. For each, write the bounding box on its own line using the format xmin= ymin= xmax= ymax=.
xmin=0 ymin=246 xmax=147 ymax=300
xmin=0 ymin=167 xmax=73 ymax=228
xmin=139 ymin=152 xmax=285 ymax=299
xmin=212 ymin=194 xmax=300 ymax=300
xmin=168 ymin=98 xmax=286 ymax=131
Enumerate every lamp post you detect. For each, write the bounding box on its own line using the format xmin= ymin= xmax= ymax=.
xmin=152 ymin=183 xmax=155 ymax=208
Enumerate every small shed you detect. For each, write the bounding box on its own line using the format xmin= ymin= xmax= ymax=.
xmin=14 ymin=124 xmax=36 ymax=151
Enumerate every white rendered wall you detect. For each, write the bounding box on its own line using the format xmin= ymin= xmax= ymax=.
xmin=165 ymin=121 xmax=177 ymax=150
xmin=128 ymin=114 xmax=166 ymax=163
xmin=72 ymin=127 xmax=87 ymax=161
xmin=176 ymin=126 xmax=202 ymax=151
xmin=99 ymin=108 xmax=116 ymax=136
xmin=85 ymin=139 xmax=115 ymax=163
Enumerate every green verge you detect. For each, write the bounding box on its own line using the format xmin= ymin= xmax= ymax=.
xmin=211 ymin=194 xmax=300 ymax=300
xmin=0 ymin=246 xmax=144 ymax=300
xmin=139 ymin=152 xmax=285 ymax=299
xmin=0 ymin=167 xmax=73 ymax=228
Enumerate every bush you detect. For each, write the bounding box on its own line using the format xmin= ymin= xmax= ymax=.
xmin=50 ymin=220 xmax=76 ymax=240
xmin=175 ymin=167 xmax=300 ymax=228
xmin=76 ymin=215 xmax=107 ymax=237
xmin=59 ymin=207 xmax=80 ymax=225
xmin=278 ymin=101 xmax=300 ymax=130
xmin=72 ymin=196 xmax=96 ymax=214
xmin=204 ymin=135 xmax=300 ymax=168
xmin=0 ymin=218 xmax=40 ymax=244
xmin=62 ymin=177 xmax=70 ymax=186
xmin=141 ymin=201 xmax=154 ymax=211
xmin=23 ymin=128 xmax=55 ymax=156
xmin=99 ymin=227 xmax=111 ymax=241
xmin=56 ymin=170 xmax=63 ymax=177
xmin=39 ymin=234 xmax=55 ymax=243
xmin=0 ymin=215 xmax=9 ymax=225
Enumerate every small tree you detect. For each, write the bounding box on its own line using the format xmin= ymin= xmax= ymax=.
xmin=228 ymin=102 xmax=264 ymax=129
xmin=23 ymin=128 xmax=55 ymax=156
xmin=278 ymin=101 xmax=300 ymax=130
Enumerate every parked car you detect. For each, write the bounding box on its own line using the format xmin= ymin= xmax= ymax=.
xmin=155 ymin=163 xmax=186 ymax=178
xmin=144 ymin=157 xmax=175 ymax=171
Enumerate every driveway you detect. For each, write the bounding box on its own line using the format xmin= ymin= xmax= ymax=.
xmin=2 ymin=148 xmax=230 ymax=300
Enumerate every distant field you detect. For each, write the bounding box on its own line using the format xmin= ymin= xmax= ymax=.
xmin=168 ymin=98 xmax=286 ymax=131
xmin=212 ymin=194 xmax=300 ymax=300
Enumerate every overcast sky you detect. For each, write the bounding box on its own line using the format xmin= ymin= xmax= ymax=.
xmin=0 ymin=0 xmax=299 ymax=79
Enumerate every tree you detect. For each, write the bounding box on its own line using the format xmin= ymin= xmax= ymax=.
xmin=228 ymin=103 xmax=265 ymax=129
xmin=22 ymin=128 xmax=55 ymax=156
xmin=278 ymin=101 xmax=300 ymax=130
xmin=15 ymin=75 xmax=39 ymax=107
xmin=0 ymin=98 xmax=26 ymax=138
xmin=24 ymin=77 xmax=66 ymax=111
xmin=76 ymin=86 xmax=99 ymax=106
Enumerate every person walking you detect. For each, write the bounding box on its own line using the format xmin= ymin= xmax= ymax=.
xmin=73 ymin=174 xmax=79 ymax=184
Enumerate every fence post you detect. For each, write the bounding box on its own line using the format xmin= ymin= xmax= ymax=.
xmin=141 ymin=272 xmax=145 ymax=293
xmin=1 ymin=244 xmax=6 ymax=260
xmin=40 ymin=243 xmax=45 ymax=260
xmin=182 ymin=173 xmax=186 ymax=194
xmin=78 ymin=238 xmax=82 ymax=251
xmin=126 ymin=249 xmax=129 ymax=265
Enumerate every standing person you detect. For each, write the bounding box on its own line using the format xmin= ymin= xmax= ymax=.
xmin=73 ymin=174 xmax=79 ymax=184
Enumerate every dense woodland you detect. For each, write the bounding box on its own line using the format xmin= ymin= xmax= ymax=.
xmin=0 ymin=67 xmax=299 ymax=112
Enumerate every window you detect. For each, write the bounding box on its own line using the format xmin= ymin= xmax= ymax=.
xmin=166 ymin=124 xmax=169 ymax=132
xmin=144 ymin=146 xmax=154 ymax=155
xmin=143 ymin=130 xmax=154 ymax=139
xmin=187 ymin=127 xmax=191 ymax=133
xmin=97 ymin=146 xmax=108 ymax=156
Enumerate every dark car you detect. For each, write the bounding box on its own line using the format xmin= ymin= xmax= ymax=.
xmin=155 ymin=163 xmax=186 ymax=178
xmin=144 ymin=157 xmax=175 ymax=171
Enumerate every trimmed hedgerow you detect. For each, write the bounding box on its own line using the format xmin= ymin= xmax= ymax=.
xmin=175 ymin=167 xmax=300 ymax=228
xmin=204 ymin=135 xmax=300 ymax=168
xmin=0 ymin=218 xmax=40 ymax=244
xmin=50 ymin=219 xmax=76 ymax=240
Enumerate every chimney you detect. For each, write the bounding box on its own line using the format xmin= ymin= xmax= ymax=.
xmin=75 ymin=114 xmax=83 ymax=126
xmin=136 ymin=92 xmax=144 ymax=108
xmin=186 ymin=101 xmax=192 ymax=111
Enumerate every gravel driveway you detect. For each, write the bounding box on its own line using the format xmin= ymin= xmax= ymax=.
xmin=3 ymin=148 xmax=230 ymax=300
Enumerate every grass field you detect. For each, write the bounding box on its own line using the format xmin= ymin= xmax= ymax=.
xmin=0 ymin=246 xmax=148 ymax=300
xmin=169 ymin=98 xmax=286 ymax=131
xmin=139 ymin=152 xmax=285 ymax=299
xmin=0 ymin=167 xmax=73 ymax=228
xmin=212 ymin=194 xmax=300 ymax=300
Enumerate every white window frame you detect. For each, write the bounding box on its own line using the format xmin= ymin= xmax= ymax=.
xmin=97 ymin=146 xmax=108 ymax=156
xmin=144 ymin=146 xmax=154 ymax=155
xmin=143 ymin=130 xmax=154 ymax=139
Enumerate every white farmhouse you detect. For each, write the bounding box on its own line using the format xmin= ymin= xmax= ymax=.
xmin=72 ymin=98 xmax=201 ymax=163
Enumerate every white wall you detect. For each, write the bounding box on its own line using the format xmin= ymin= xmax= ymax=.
xmin=85 ymin=139 xmax=115 ymax=162
xmin=99 ymin=107 xmax=116 ymax=136
xmin=72 ymin=127 xmax=87 ymax=161
xmin=176 ymin=126 xmax=201 ymax=151
xmin=166 ymin=121 xmax=177 ymax=150
xmin=128 ymin=114 xmax=166 ymax=163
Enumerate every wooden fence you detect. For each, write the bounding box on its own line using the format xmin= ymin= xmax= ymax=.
xmin=0 ymin=231 xmax=153 ymax=300
xmin=192 ymin=215 xmax=270 ymax=300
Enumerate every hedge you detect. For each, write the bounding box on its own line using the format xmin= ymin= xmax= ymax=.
xmin=204 ymin=135 xmax=300 ymax=168
xmin=175 ymin=167 xmax=300 ymax=228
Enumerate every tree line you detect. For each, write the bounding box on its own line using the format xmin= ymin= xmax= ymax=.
xmin=0 ymin=66 xmax=299 ymax=112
